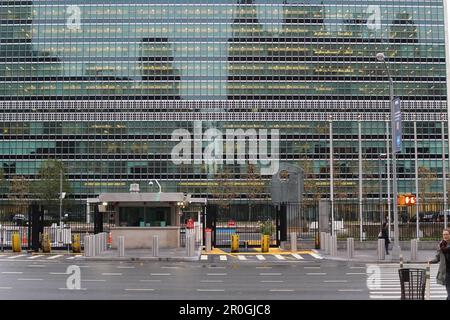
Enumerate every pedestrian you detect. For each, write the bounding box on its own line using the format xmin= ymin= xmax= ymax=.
xmin=378 ymin=222 xmax=390 ymax=255
xmin=429 ymin=228 xmax=450 ymax=300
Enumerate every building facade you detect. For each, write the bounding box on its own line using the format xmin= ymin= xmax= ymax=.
xmin=0 ymin=0 xmax=448 ymax=205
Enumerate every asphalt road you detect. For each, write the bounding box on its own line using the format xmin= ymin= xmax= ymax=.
xmin=0 ymin=258 xmax=376 ymax=300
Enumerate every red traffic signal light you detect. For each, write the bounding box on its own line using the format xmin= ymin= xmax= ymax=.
xmin=398 ymin=194 xmax=416 ymax=206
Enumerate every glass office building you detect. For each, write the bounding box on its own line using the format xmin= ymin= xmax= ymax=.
xmin=0 ymin=0 xmax=447 ymax=202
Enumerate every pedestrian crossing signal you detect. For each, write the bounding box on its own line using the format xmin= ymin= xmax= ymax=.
xmin=398 ymin=194 xmax=416 ymax=206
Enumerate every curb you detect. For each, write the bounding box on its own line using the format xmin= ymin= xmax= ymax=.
xmin=320 ymin=255 xmax=430 ymax=264
xmin=80 ymin=250 xmax=202 ymax=262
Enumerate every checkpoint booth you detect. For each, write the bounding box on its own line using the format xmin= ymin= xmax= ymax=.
xmin=97 ymin=192 xmax=206 ymax=249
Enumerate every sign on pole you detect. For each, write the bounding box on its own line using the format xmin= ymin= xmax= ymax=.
xmin=393 ymin=97 xmax=402 ymax=153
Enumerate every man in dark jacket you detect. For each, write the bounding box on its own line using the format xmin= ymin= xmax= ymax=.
xmin=429 ymin=228 xmax=450 ymax=300
xmin=379 ymin=222 xmax=390 ymax=255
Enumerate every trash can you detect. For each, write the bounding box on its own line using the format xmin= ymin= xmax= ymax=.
xmin=398 ymin=268 xmax=426 ymax=300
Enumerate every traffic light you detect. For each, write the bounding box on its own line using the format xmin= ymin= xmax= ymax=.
xmin=398 ymin=194 xmax=416 ymax=206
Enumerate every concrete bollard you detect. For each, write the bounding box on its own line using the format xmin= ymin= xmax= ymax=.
xmin=152 ymin=235 xmax=159 ymax=257
xmin=290 ymin=232 xmax=297 ymax=252
xmin=425 ymin=263 xmax=431 ymax=300
xmin=205 ymin=230 xmax=212 ymax=252
xmin=320 ymin=232 xmax=325 ymax=250
xmin=83 ymin=235 xmax=90 ymax=257
xmin=186 ymin=234 xmax=191 ymax=256
xmin=377 ymin=239 xmax=385 ymax=260
xmin=118 ymin=236 xmax=125 ymax=257
xmin=324 ymin=233 xmax=330 ymax=254
xmin=347 ymin=237 xmax=354 ymax=259
xmin=410 ymin=239 xmax=418 ymax=262
xmin=399 ymin=254 xmax=404 ymax=268
xmin=330 ymin=235 xmax=337 ymax=257
xmin=190 ymin=234 xmax=195 ymax=256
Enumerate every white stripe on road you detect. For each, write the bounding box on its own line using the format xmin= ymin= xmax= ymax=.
xmin=220 ymin=255 xmax=227 ymax=261
xmin=269 ymin=289 xmax=294 ymax=292
xmin=350 ymin=267 xmax=366 ymax=269
xmin=237 ymin=255 xmax=247 ymax=261
xmin=207 ymin=273 xmax=227 ymax=276
xmin=324 ymin=280 xmax=348 ymax=283
xmin=47 ymin=255 xmax=63 ymax=260
xmin=58 ymin=288 xmax=87 ymax=291
xmin=304 ymin=266 xmax=321 ymax=269
xmin=150 ymin=273 xmax=171 ymax=276
xmin=18 ymin=278 xmax=43 ymax=281
xmin=27 ymin=265 xmax=45 ymax=268
xmin=101 ymin=273 xmax=122 ymax=276
xmin=256 ymin=255 xmax=265 ymax=261
xmin=259 ymin=273 xmax=282 ymax=276
xmin=338 ymin=289 xmax=364 ymax=292
xmin=125 ymin=289 xmax=155 ymax=291
xmin=140 ymin=280 xmax=161 ymax=282
xmin=346 ymin=273 xmax=366 ymax=275
xmin=200 ymin=255 xmax=208 ymax=261
xmin=291 ymin=254 xmax=303 ymax=260
xmin=274 ymin=254 xmax=285 ymax=260
xmin=117 ymin=266 xmax=135 ymax=269
xmin=0 ymin=287 xmax=12 ymax=290
xmin=200 ymin=280 xmax=224 ymax=283
xmin=197 ymin=289 xmax=225 ymax=292
xmin=8 ymin=255 xmax=25 ymax=259
xmin=81 ymin=280 xmax=106 ymax=282
xmin=261 ymin=280 xmax=284 ymax=283
xmin=306 ymin=273 xmax=327 ymax=275
xmin=309 ymin=252 xmax=323 ymax=259
xmin=75 ymin=255 xmax=83 ymax=258
xmin=49 ymin=272 xmax=67 ymax=275
xmin=2 ymin=272 xmax=23 ymax=274
xmin=66 ymin=257 xmax=75 ymax=260
xmin=256 ymin=266 xmax=272 ymax=269
xmin=28 ymin=255 xmax=44 ymax=260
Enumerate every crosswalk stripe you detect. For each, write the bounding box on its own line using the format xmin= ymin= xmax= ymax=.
xmin=309 ymin=252 xmax=323 ymax=259
xmin=291 ymin=254 xmax=304 ymax=260
xmin=8 ymin=255 xmax=25 ymax=259
xmin=237 ymin=255 xmax=247 ymax=261
xmin=66 ymin=257 xmax=75 ymax=260
xmin=274 ymin=254 xmax=285 ymax=260
xmin=219 ymin=255 xmax=227 ymax=261
xmin=256 ymin=255 xmax=265 ymax=261
xmin=200 ymin=255 xmax=208 ymax=261
xmin=0 ymin=255 xmax=6 ymax=258
xmin=47 ymin=255 xmax=63 ymax=260
xmin=28 ymin=255 xmax=44 ymax=260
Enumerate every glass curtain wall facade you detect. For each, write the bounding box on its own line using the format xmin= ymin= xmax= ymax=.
xmin=0 ymin=0 xmax=447 ymax=202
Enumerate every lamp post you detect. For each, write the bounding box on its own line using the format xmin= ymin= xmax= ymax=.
xmin=378 ymin=153 xmax=387 ymax=227
xmin=149 ymin=180 xmax=161 ymax=193
xmin=377 ymin=52 xmax=401 ymax=259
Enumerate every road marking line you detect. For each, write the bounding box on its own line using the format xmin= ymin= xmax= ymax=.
xmin=306 ymin=273 xmax=327 ymax=275
xmin=49 ymin=272 xmax=67 ymax=275
xmin=101 ymin=273 xmax=122 ymax=276
xmin=47 ymin=255 xmax=63 ymax=260
xmin=139 ymin=280 xmax=162 ymax=282
xmin=125 ymin=289 xmax=155 ymax=291
xmin=237 ymin=255 xmax=247 ymax=261
xmin=324 ymin=280 xmax=348 ymax=283
xmin=207 ymin=266 xmax=226 ymax=269
xmin=370 ymin=295 xmax=399 ymax=299
xmin=197 ymin=289 xmax=225 ymax=292
xmin=259 ymin=273 xmax=282 ymax=276
xmin=338 ymin=289 xmax=364 ymax=292
xmin=17 ymin=278 xmax=43 ymax=281
xmin=219 ymin=255 xmax=227 ymax=261
xmin=75 ymin=255 xmax=83 ymax=258
xmin=201 ymin=280 xmax=224 ymax=283
xmin=350 ymin=267 xmax=366 ymax=269
xmin=274 ymin=254 xmax=285 ymax=260
xmin=28 ymin=255 xmax=44 ymax=260
xmin=58 ymin=288 xmax=87 ymax=291
xmin=256 ymin=255 xmax=265 ymax=260
xmin=81 ymin=280 xmax=106 ymax=282
xmin=117 ymin=266 xmax=135 ymax=269
xmin=161 ymin=266 xmax=182 ymax=269
xmin=66 ymin=257 xmax=75 ymax=260
xmin=207 ymin=273 xmax=227 ymax=276
xmin=200 ymin=255 xmax=208 ymax=261
xmin=269 ymin=289 xmax=294 ymax=292
xmin=150 ymin=273 xmax=171 ymax=276
xmin=292 ymin=254 xmax=303 ymax=260
xmin=346 ymin=273 xmax=366 ymax=275
xmin=8 ymin=255 xmax=26 ymax=259
xmin=0 ymin=287 xmax=12 ymax=289
xmin=309 ymin=252 xmax=323 ymax=259
xmin=256 ymin=266 xmax=272 ymax=269
xmin=261 ymin=280 xmax=284 ymax=283
xmin=27 ymin=265 xmax=45 ymax=268
xmin=2 ymin=271 xmax=23 ymax=274
xmin=304 ymin=266 xmax=321 ymax=269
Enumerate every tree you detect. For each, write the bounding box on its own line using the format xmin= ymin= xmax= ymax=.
xmin=0 ymin=168 xmax=8 ymax=197
xmin=244 ymin=164 xmax=266 ymax=220
xmin=32 ymin=159 xmax=71 ymax=209
xmin=418 ymin=166 xmax=438 ymax=201
xmin=8 ymin=175 xmax=29 ymax=213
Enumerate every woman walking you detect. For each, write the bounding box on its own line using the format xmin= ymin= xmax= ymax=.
xmin=429 ymin=228 xmax=450 ymax=300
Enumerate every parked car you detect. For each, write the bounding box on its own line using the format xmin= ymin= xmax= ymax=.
xmin=409 ymin=212 xmax=438 ymax=222
xmin=437 ymin=210 xmax=450 ymax=222
xmin=12 ymin=214 xmax=28 ymax=226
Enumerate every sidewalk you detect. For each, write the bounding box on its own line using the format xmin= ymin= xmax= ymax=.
xmin=81 ymin=247 xmax=202 ymax=262
xmin=319 ymin=248 xmax=438 ymax=263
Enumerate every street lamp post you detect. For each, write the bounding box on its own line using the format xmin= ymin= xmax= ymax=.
xmin=149 ymin=180 xmax=161 ymax=193
xmin=378 ymin=153 xmax=387 ymax=226
xmin=377 ymin=52 xmax=401 ymax=259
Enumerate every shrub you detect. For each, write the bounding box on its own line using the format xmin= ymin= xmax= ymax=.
xmin=259 ymin=220 xmax=275 ymax=236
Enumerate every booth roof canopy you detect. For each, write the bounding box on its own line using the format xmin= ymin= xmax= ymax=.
xmin=98 ymin=192 xmax=207 ymax=204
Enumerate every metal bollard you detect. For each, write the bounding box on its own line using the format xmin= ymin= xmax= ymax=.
xmin=186 ymin=234 xmax=191 ymax=256
xmin=347 ymin=237 xmax=354 ymax=259
xmin=118 ymin=236 xmax=125 ymax=257
xmin=410 ymin=239 xmax=418 ymax=262
xmin=377 ymin=239 xmax=385 ymax=260
xmin=290 ymin=232 xmax=297 ymax=252
xmin=152 ymin=235 xmax=159 ymax=257
xmin=205 ymin=230 xmax=212 ymax=252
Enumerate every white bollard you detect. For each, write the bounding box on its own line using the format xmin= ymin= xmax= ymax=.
xmin=377 ymin=239 xmax=385 ymax=260
xmin=331 ymin=235 xmax=337 ymax=257
xmin=425 ymin=263 xmax=431 ymax=300
xmin=83 ymin=235 xmax=90 ymax=257
xmin=290 ymin=232 xmax=297 ymax=252
xmin=347 ymin=238 xmax=354 ymax=259
xmin=190 ymin=234 xmax=195 ymax=257
xmin=152 ymin=235 xmax=159 ymax=257
xmin=410 ymin=239 xmax=418 ymax=262
xmin=324 ymin=233 xmax=330 ymax=254
xmin=118 ymin=236 xmax=125 ymax=257
xmin=320 ymin=232 xmax=325 ymax=250
xmin=205 ymin=230 xmax=212 ymax=252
